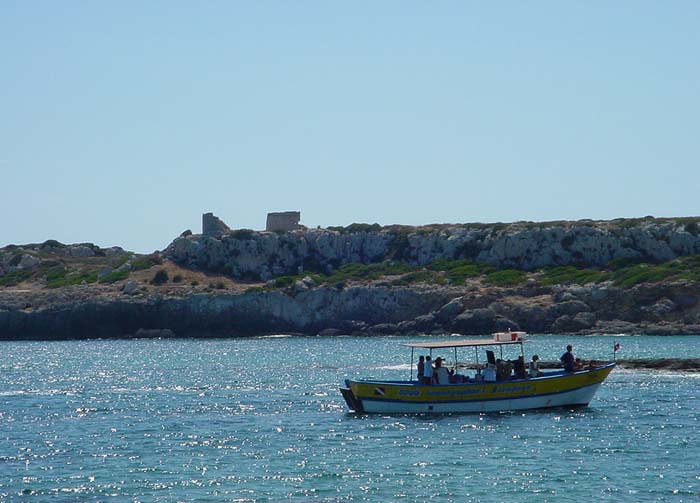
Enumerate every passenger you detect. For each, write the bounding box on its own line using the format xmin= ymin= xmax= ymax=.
xmin=529 ymin=355 xmax=543 ymax=377
xmin=422 ymin=356 xmax=434 ymax=384
xmin=560 ymin=345 xmax=575 ymax=373
xmin=574 ymin=357 xmax=584 ymax=371
xmin=513 ymin=356 xmax=526 ymax=379
xmin=483 ymin=363 xmax=497 ymax=382
xmin=496 ymin=359 xmax=512 ymax=381
xmin=434 ymin=357 xmax=450 ymax=385
xmin=417 ymin=355 xmax=425 ymax=382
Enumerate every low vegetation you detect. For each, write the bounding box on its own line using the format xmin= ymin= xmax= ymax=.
xmin=262 ymin=254 xmax=700 ymax=291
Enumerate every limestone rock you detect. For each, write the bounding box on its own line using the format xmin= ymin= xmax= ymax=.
xmin=434 ymin=297 xmax=464 ymax=322
xmin=122 ymin=281 xmax=140 ymax=295
xmin=451 ymin=308 xmax=497 ymax=335
xmin=66 ymin=245 xmax=95 ymax=258
xmin=18 ymin=254 xmax=40 ymax=269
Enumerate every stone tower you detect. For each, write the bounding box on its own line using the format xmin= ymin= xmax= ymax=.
xmin=202 ymin=212 xmax=231 ymax=236
xmin=266 ymin=211 xmax=302 ymax=232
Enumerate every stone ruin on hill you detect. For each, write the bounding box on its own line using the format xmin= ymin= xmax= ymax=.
xmin=202 ymin=212 xmax=231 ymax=236
xmin=265 ymin=211 xmax=303 ymax=232
xmin=201 ymin=211 xmax=304 ymax=235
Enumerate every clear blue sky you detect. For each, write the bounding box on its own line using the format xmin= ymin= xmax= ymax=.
xmin=2 ymin=2 xmax=698 ymax=253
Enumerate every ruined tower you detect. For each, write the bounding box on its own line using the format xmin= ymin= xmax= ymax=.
xmin=266 ymin=211 xmax=302 ymax=232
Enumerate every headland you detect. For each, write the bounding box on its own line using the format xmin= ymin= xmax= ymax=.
xmin=2 ymin=214 xmax=700 ymax=341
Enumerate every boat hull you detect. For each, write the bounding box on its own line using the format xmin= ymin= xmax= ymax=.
xmin=343 ymin=363 xmax=615 ymax=414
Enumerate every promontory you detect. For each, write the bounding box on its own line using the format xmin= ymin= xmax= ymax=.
xmin=2 ymin=214 xmax=700 ymax=340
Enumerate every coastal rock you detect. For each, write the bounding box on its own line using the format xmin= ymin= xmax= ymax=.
xmin=122 ymin=281 xmax=140 ymax=295
xmin=434 ymin=297 xmax=464 ymax=323
xmin=551 ymin=312 xmax=596 ymax=332
xmin=317 ymin=328 xmax=343 ymax=336
xmin=368 ymin=323 xmax=399 ymax=334
xmin=18 ymin=254 xmax=40 ymax=269
xmin=134 ymin=328 xmax=175 ymax=338
xmin=451 ymin=308 xmax=497 ymax=334
xmin=66 ymin=245 xmax=95 ymax=258
xmin=164 ymin=221 xmax=700 ymax=280
xmin=641 ymin=298 xmax=677 ymax=319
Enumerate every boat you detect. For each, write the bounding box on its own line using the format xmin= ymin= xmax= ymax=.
xmin=340 ymin=332 xmax=615 ymax=414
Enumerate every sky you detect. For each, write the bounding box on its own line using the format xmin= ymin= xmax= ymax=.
xmin=2 ymin=2 xmax=699 ymax=253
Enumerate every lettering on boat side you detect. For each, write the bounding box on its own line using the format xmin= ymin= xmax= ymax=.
xmin=489 ymin=384 xmax=534 ymax=394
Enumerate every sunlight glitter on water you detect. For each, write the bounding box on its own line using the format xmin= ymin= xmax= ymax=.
xmin=1 ymin=335 xmax=700 ymax=501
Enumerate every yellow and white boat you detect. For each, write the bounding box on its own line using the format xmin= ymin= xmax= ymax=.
xmin=340 ymin=333 xmax=615 ymax=414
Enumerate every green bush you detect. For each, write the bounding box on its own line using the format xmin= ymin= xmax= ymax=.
xmin=131 ymin=254 xmax=162 ymax=271
xmin=327 ymin=223 xmax=382 ymax=234
xmin=173 ymin=274 xmax=183 ymax=283
xmin=230 ymin=229 xmax=256 ymax=240
xmin=0 ymin=269 xmax=34 ymax=287
xmin=273 ymin=276 xmax=297 ymax=288
xmin=391 ymin=270 xmax=440 ymax=286
xmin=540 ymin=266 xmax=608 ymax=286
xmin=48 ymin=271 xmax=98 ymax=288
xmin=485 ymin=269 xmax=527 ymax=286
xmin=151 ymin=269 xmax=169 ymax=285
xmin=99 ymin=269 xmax=130 ymax=284
xmin=429 ymin=259 xmax=494 ymax=284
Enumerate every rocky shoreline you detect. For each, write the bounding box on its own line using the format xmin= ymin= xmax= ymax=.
xmin=1 ymin=279 xmax=699 ymax=340
xmin=2 ymin=217 xmax=700 ymax=341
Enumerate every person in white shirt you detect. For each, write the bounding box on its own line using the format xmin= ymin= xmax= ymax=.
xmin=529 ymin=355 xmax=543 ymax=378
xmin=422 ymin=356 xmax=434 ymax=384
xmin=483 ymin=363 xmax=497 ymax=382
xmin=434 ymin=357 xmax=450 ymax=385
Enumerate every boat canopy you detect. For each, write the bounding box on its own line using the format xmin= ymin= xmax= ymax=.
xmin=403 ymin=339 xmax=523 ymax=349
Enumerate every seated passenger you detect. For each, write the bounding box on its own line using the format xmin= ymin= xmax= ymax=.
xmin=496 ymin=359 xmax=512 ymax=381
xmin=434 ymin=357 xmax=450 ymax=385
xmin=483 ymin=363 xmax=497 ymax=382
xmin=513 ymin=356 xmax=526 ymax=379
xmin=529 ymin=355 xmax=543 ymax=377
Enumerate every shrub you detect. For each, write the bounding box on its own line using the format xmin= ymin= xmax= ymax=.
xmin=151 ymin=269 xmax=169 ymax=285
xmin=214 ymin=281 xmax=226 ymax=289
xmin=540 ymin=266 xmax=608 ymax=286
xmin=387 ymin=232 xmax=412 ymax=261
xmin=99 ymin=269 xmax=130 ymax=284
xmin=173 ymin=274 xmax=183 ymax=283
xmin=391 ymin=270 xmax=439 ymax=286
xmin=0 ymin=269 xmax=34 ymax=287
xmin=40 ymin=239 xmax=66 ymax=249
xmin=230 ymin=229 xmax=256 ymax=240
xmin=132 ymin=254 xmax=162 ymax=271
xmin=273 ymin=276 xmax=297 ymax=288
xmin=191 ymin=280 xmax=199 ymax=286
xmin=485 ymin=269 xmax=527 ymax=286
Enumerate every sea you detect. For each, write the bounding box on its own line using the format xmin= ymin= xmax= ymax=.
xmin=1 ymin=334 xmax=699 ymax=502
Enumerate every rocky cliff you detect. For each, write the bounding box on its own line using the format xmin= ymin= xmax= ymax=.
xmin=164 ymin=219 xmax=700 ymax=281
xmin=2 ymin=218 xmax=700 ymax=340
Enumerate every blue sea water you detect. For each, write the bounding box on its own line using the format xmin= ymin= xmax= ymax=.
xmin=1 ymin=334 xmax=700 ymax=502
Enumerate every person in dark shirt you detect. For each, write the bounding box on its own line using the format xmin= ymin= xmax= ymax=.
xmin=561 ymin=345 xmax=575 ymax=372
xmin=417 ymin=355 xmax=425 ymax=381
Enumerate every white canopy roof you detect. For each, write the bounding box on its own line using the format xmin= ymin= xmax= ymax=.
xmin=403 ymin=338 xmax=524 ymax=349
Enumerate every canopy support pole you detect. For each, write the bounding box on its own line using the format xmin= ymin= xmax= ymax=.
xmin=410 ymin=347 xmax=414 ymax=381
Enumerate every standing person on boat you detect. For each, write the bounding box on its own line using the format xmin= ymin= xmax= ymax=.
xmin=423 ymin=356 xmax=434 ymax=384
xmin=561 ymin=345 xmax=575 ymax=373
xmin=417 ymin=356 xmax=425 ymax=382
